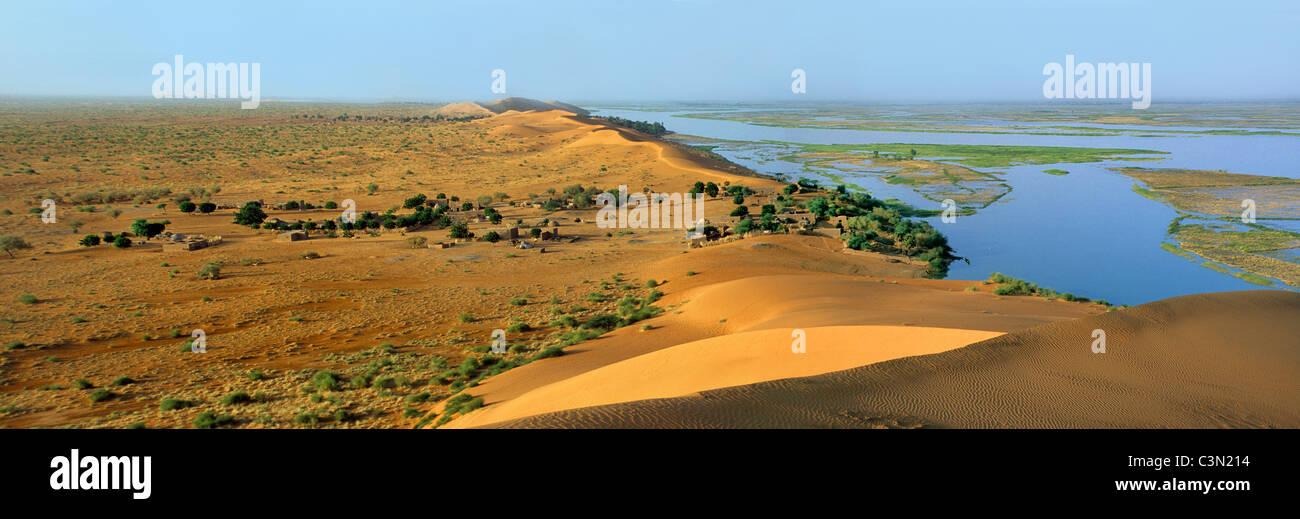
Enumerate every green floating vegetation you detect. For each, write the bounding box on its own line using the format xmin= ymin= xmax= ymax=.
xmin=1233 ymin=271 xmax=1276 ymax=286
xmin=1201 ymin=262 xmax=1232 ymax=274
xmin=1131 ymin=183 xmax=1161 ymax=201
xmin=1043 ymin=169 xmax=1069 ymax=176
xmin=768 ymin=141 xmax=1167 ymax=168
xmin=1160 ymin=242 xmax=1195 ymax=259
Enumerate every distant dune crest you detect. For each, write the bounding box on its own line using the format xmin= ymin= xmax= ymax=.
xmin=433 ymin=97 xmax=590 ymax=118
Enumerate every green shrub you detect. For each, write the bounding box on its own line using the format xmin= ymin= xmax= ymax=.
xmin=160 ymin=398 xmax=193 ymax=411
xmin=109 ymin=376 xmax=134 ymax=386
xmin=532 ymin=345 xmax=566 ymax=360
xmin=551 ymin=315 xmax=578 ymax=328
xmin=582 ymin=314 xmax=621 ymax=331
xmin=221 ymin=391 xmax=251 ymax=405
xmin=88 ymin=389 xmax=114 ymax=402
xmin=194 ymin=411 xmax=235 ymax=429
xmin=372 ymin=375 xmax=396 ymax=390
xmin=73 ymin=378 xmax=94 ymax=389
xmin=197 ymin=262 xmax=221 ymax=280
xmin=311 ymin=370 xmax=341 ymax=391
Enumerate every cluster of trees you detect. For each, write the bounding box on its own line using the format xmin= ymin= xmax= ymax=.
xmin=598 ymin=117 xmax=669 ymax=136
xmin=78 ymin=218 xmax=168 ymax=249
xmin=536 ymin=184 xmax=605 ymax=210
xmin=687 ymin=181 xmax=754 ymax=199
xmin=80 ymin=231 xmax=133 ymax=248
xmin=291 ymin=113 xmax=482 ymax=123
xmin=177 ymin=201 xmax=216 ymax=214
xmin=734 ymin=211 xmax=783 ymax=235
xmin=806 ymin=192 xmax=960 ymax=277
xmin=232 ymin=193 xmax=484 ymax=237
xmin=784 ymin=178 xmax=821 ymax=196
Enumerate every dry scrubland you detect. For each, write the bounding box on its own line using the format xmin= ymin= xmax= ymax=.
xmin=0 ymin=100 xmax=1293 ymax=429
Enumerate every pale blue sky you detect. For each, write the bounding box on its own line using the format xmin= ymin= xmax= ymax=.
xmin=1 ymin=0 xmax=1296 ymax=103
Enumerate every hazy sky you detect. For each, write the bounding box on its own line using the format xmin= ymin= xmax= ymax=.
xmin=2 ymin=0 xmax=1296 ymax=103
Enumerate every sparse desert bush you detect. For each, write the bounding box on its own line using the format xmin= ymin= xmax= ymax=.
xmin=300 ymin=251 xmax=321 ymax=259
xmin=311 ymin=370 xmax=341 ymax=391
xmin=458 ymin=312 xmax=475 ymax=323
xmin=160 ymin=398 xmax=194 ymax=411
xmin=406 ymin=236 xmax=427 ymax=248
xmin=221 ymin=391 xmax=252 ymax=405
xmin=194 ymin=411 xmax=234 ymax=429
xmin=109 ymin=376 xmax=134 ymax=386
xmin=197 ymin=262 xmax=221 ymax=280
xmin=17 ymin=293 xmax=37 ymax=304
xmin=551 ymin=315 xmax=578 ymax=328
xmin=532 ymin=345 xmax=567 ymax=360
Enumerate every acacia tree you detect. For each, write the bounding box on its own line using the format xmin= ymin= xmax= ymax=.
xmin=233 ymin=202 xmax=267 ymax=226
xmin=130 ymin=219 xmax=165 ymax=240
xmin=0 ymin=235 xmax=32 ymax=258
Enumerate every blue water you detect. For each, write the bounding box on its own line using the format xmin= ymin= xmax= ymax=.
xmin=587 ymin=106 xmax=1300 ymax=305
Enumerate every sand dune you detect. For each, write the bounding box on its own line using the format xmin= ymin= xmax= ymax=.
xmin=446 ymin=325 xmax=1001 ymax=428
xmin=482 ymin=290 xmax=1300 ymax=428
xmin=443 ymin=238 xmax=1105 ymax=428
xmin=431 ymin=101 xmax=494 ymax=118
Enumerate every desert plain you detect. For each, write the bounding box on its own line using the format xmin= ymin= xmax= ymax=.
xmin=0 ymin=98 xmax=1295 ymax=429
